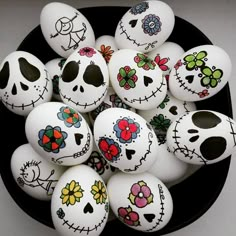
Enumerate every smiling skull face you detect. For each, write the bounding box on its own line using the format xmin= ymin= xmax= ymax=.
xmin=0 ymin=51 xmax=52 ymax=116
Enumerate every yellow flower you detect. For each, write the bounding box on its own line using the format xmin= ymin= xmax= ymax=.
xmin=91 ymin=180 xmax=107 ymax=204
xmin=60 ymin=180 xmax=84 ymax=206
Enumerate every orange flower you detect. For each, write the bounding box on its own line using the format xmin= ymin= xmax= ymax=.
xmin=98 ymin=44 xmax=114 ymax=63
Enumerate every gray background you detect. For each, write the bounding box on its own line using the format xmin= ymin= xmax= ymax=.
xmin=0 ymin=0 xmax=235 ymax=235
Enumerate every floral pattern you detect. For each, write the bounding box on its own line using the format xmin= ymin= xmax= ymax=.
xmin=154 ymin=54 xmax=169 ymax=71
xmin=117 ymin=66 xmax=138 ymax=90
xmin=38 ymin=125 xmax=67 ymax=153
xmin=150 ymin=114 xmax=171 ymax=132
xmin=198 ymin=89 xmax=209 ymax=98
xmin=118 ymin=206 xmax=140 ymax=226
xmin=174 ymin=59 xmax=183 ymax=70
xmin=98 ymin=44 xmax=114 ymax=63
xmin=57 ymin=208 xmax=65 ymax=219
xmin=128 ymin=181 xmax=154 ymax=208
xmin=134 ymin=53 xmax=156 ymax=70
xmin=183 ymin=51 xmax=207 ymax=70
xmin=60 ymin=180 xmax=84 ymax=206
xmin=158 ymin=94 xmax=170 ymax=109
xmin=113 ymin=117 xmax=140 ymax=143
xmin=130 ymin=2 xmax=149 ymax=15
xmin=142 ymin=14 xmax=162 ymax=36
xmin=91 ymin=180 xmax=107 ymax=204
xmin=200 ymin=66 xmax=223 ymax=88
xmin=57 ymin=106 xmax=82 ymax=128
xmin=98 ymin=137 xmax=121 ymax=162
xmin=79 ymin=47 xmax=96 ymax=57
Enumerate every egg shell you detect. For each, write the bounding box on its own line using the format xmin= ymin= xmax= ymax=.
xmin=137 ymin=90 xmax=196 ymax=135
xmin=93 ymin=107 xmax=159 ymax=173
xmin=108 ymin=49 xmax=167 ymax=110
xmin=11 ymin=143 xmax=66 ymax=201
xmin=25 ymin=101 xmax=93 ymax=166
xmin=45 ymin=57 xmax=66 ymax=101
xmin=51 ymin=164 xmax=109 ymax=236
xmin=107 ymin=171 xmax=173 ymax=232
xmin=59 ymin=46 xmax=109 ymax=113
xmin=115 ymin=0 xmax=175 ymax=53
xmin=40 ymin=2 xmax=95 ymax=58
xmin=0 ymin=51 xmax=53 ymax=116
xmin=166 ymin=110 xmax=236 ymax=165
xmin=168 ymin=44 xmax=232 ymax=101
xmin=95 ymin=35 xmax=118 ymax=63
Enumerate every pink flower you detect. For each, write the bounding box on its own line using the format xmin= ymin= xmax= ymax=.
xmin=79 ymin=47 xmax=96 ymax=57
xmin=198 ymin=89 xmax=209 ymax=98
xmin=118 ymin=206 xmax=140 ymax=226
xmin=174 ymin=59 xmax=183 ymax=70
xmin=154 ymin=54 xmax=169 ymax=71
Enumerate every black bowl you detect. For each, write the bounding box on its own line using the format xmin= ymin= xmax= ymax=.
xmin=0 ymin=6 xmax=233 ymax=235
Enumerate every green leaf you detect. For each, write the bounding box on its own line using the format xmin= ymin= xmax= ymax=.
xmin=128 ymin=79 xmax=136 ymax=88
xmin=201 ymin=66 xmax=212 ymax=76
xmin=137 ymin=53 xmax=145 ymax=59
xmin=119 ymin=68 xmax=126 ymax=77
xmin=127 ymin=69 xmax=136 ymax=77
xmin=210 ymin=78 xmax=218 ymax=88
xmin=186 ymin=61 xmax=196 ymax=70
xmin=213 ymin=69 xmax=223 ymax=79
xmin=201 ymin=76 xmax=211 ymax=86
xmin=196 ymin=51 xmax=207 ymax=59
xmin=137 ymin=60 xmax=146 ymax=68
xmin=184 ymin=54 xmax=195 ymax=62
xmin=196 ymin=59 xmax=204 ymax=67
xmin=119 ymin=79 xmax=127 ymax=87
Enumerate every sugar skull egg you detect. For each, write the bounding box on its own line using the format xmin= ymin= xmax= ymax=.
xmin=115 ymin=0 xmax=175 ymax=53
xmin=11 ymin=143 xmax=66 ymax=201
xmin=108 ymin=49 xmax=167 ymax=110
xmin=166 ymin=110 xmax=236 ymax=165
xmin=45 ymin=57 xmax=66 ymax=101
xmin=40 ymin=2 xmax=95 ymax=58
xmin=95 ymin=35 xmax=118 ymax=63
xmin=168 ymin=44 xmax=232 ymax=101
xmin=51 ymin=164 xmax=109 ymax=236
xmin=107 ymin=171 xmax=173 ymax=232
xmin=25 ymin=101 xmax=93 ymax=166
xmin=93 ymin=108 xmax=159 ymax=173
xmin=137 ymin=91 xmax=196 ymax=135
xmin=0 ymin=51 xmax=53 ymax=116
xmin=59 ymin=46 xmax=109 ymax=113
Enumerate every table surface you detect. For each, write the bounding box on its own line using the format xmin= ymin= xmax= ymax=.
xmin=0 ymin=0 xmax=235 ymax=235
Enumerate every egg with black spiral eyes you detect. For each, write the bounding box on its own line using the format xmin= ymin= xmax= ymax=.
xmin=166 ymin=110 xmax=236 ymax=165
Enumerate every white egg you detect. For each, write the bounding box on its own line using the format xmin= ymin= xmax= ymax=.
xmin=93 ymin=108 xmax=159 ymax=173
xmin=168 ymin=44 xmax=232 ymax=101
xmin=166 ymin=110 xmax=236 ymax=165
xmin=108 ymin=49 xmax=167 ymax=110
xmin=51 ymin=164 xmax=109 ymax=236
xmin=0 ymin=51 xmax=53 ymax=116
xmin=11 ymin=143 xmax=66 ymax=201
xmin=59 ymin=46 xmax=109 ymax=113
xmin=40 ymin=2 xmax=95 ymax=58
xmin=25 ymin=101 xmax=93 ymax=166
xmin=107 ymin=171 xmax=173 ymax=232
xmin=115 ymin=0 xmax=175 ymax=53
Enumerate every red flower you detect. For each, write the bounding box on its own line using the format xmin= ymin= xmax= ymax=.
xmin=198 ymin=89 xmax=209 ymax=98
xmin=154 ymin=54 xmax=169 ymax=71
xmin=118 ymin=206 xmax=140 ymax=226
xmin=174 ymin=59 xmax=183 ymax=70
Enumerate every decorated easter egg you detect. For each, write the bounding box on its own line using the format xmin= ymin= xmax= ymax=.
xmin=59 ymin=46 xmax=109 ymax=113
xmin=51 ymin=164 xmax=109 ymax=236
xmin=45 ymin=57 xmax=66 ymax=101
xmin=166 ymin=110 xmax=236 ymax=165
xmin=0 ymin=51 xmax=53 ymax=116
xmin=25 ymin=101 xmax=93 ymax=166
xmin=93 ymin=108 xmax=159 ymax=173
xmin=108 ymin=49 xmax=167 ymax=110
xmin=107 ymin=171 xmax=173 ymax=232
xmin=11 ymin=143 xmax=66 ymax=200
xmin=137 ymin=91 xmax=196 ymax=134
xmin=115 ymin=0 xmax=175 ymax=53
xmin=95 ymin=35 xmax=118 ymax=63
xmin=168 ymin=44 xmax=232 ymax=101
xmin=40 ymin=2 xmax=95 ymax=58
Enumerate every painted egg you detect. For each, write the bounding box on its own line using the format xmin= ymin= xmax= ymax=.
xmin=51 ymin=164 xmax=109 ymax=236
xmin=108 ymin=49 xmax=167 ymax=110
xmin=59 ymin=46 xmax=109 ymax=113
xmin=95 ymin=35 xmax=118 ymax=63
xmin=107 ymin=171 xmax=173 ymax=232
xmin=115 ymin=0 xmax=175 ymax=53
xmin=166 ymin=110 xmax=236 ymax=165
xmin=40 ymin=2 xmax=95 ymax=58
xmin=11 ymin=143 xmax=66 ymax=200
xmin=88 ymin=86 xmax=136 ymax=125
xmin=45 ymin=57 xmax=66 ymax=101
xmin=0 ymin=51 xmax=53 ymax=116
xmin=25 ymin=101 xmax=93 ymax=166
xmin=168 ymin=44 xmax=232 ymax=101
xmin=93 ymin=108 xmax=159 ymax=173
xmin=137 ymin=90 xmax=196 ymax=135
xmin=147 ymin=41 xmax=185 ymax=84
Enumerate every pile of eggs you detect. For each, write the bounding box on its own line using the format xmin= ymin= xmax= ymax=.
xmin=0 ymin=1 xmax=235 ymax=235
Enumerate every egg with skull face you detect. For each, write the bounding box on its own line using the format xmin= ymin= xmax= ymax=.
xmin=0 ymin=51 xmax=53 ymax=116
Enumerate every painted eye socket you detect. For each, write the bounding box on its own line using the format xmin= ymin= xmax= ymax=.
xmin=83 ymin=63 xmax=104 ymax=87
xmin=62 ymin=61 xmax=79 ymax=83
xmin=18 ymin=57 xmax=41 ymax=82
xmin=90 ymin=180 xmax=107 ymax=204
xmin=0 ymin=61 xmax=10 ymax=89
